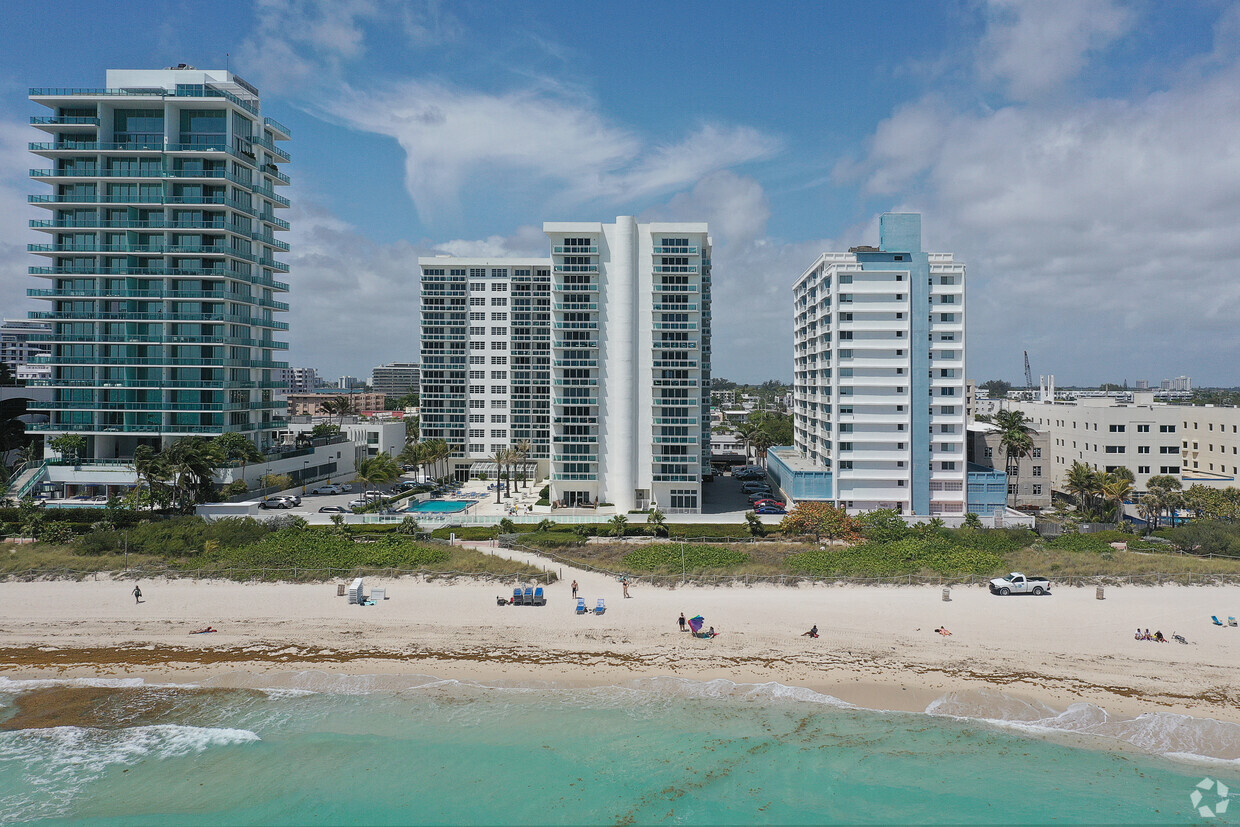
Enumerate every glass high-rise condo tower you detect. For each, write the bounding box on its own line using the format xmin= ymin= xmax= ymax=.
xmin=25 ymin=68 xmax=290 ymax=460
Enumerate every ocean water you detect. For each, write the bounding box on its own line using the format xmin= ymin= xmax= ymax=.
xmin=1 ymin=674 xmax=1238 ymax=825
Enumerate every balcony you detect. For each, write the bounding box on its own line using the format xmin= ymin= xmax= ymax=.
xmin=552 ymin=302 xmax=597 ymax=311
xmin=653 ymin=265 xmax=698 ymax=274
xmin=653 ymin=435 xmax=699 ymax=444
xmin=263 ymin=117 xmax=292 ymax=139
xmin=552 ymin=264 xmax=597 ymax=273
xmin=552 ymin=396 xmax=598 ymax=406
xmin=552 ymin=454 xmax=597 ymax=463
xmin=652 ymin=284 xmax=698 ymax=292
xmin=550 ymin=473 xmax=597 ymax=481
xmin=652 ymin=322 xmax=697 ymax=330
xmin=651 ymin=302 xmax=698 ymax=312
xmin=552 ymin=281 xmax=598 ymax=292
xmin=552 ymin=321 xmax=598 ymax=330
xmin=553 ymin=245 xmax=596 ymax=254
xmin=652 ymin=246 xmax=699 ymax=255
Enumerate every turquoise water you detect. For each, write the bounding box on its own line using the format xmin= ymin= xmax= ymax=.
xmin=406 ymin=500 xmax=473 ymax=513
xmin=1 ymin=675 xmax=1238 ymax=825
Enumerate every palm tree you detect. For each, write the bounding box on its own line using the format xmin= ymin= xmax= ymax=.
xmin=356 ymin=454 xmax=400 ymax=497
xmin=751 ymin=431 xmax=773 ymax=468
xmin=489 ymin=449 xmax=510 ymax=504
xmin=161 ymin=437 xmax=225 ymax=512
xmin=647 ymin=508 xmax=668 ymax=537
xmin=214 ymin=432 xmax=262 ymax=488
xmin=514 ymin=439 xmax=532 ymax=490
xmin=320 ymin=395 xmax=354 ymax=427
xmin=609 ymin=513 xmax=629 ymax=537
xmin=1100 ymin=476 xmax=1133 ymax=523
xmin=994 ymin=409 xmax=1035 ymax=508
xmin=1065 ymin=461 xmax=1098 ymax=516
xmin=130 ymin=443 xmax=168 ymax=510
xmin=734 ymin=421 xmax=760 ymax=464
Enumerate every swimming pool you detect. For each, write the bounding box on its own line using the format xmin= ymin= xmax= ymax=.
xmin=406 ymin=500 xmax=474 ymax=514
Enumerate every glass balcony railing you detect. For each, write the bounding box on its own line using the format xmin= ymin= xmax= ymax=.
xmin=31 ymin=310 xmax=288 ymax=329
xmin=263 ymin=116 xmax=291 ymax=138
xmin=30 ymin=115 xmax=99 ymax=126
xmin=552 ymin=264 xmax=597 ymax=273
xmin=652 ymin=284 xmax=699 ymax=292
xmin=42 ymin=356 xmax=288 ymax=368
xmin=653 ymin=265 xmax=698 ymax=273
xmin=552 ymin=245 xmax=596 ymax=254
xmin=652 ymin=246 xmax=699 ymax=255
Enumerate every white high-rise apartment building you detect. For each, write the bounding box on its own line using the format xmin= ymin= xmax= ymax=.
xmin=790 ymin=214 xmax=966 ymax=515
xmin=419 ymin=217 xmax=711 ymax=513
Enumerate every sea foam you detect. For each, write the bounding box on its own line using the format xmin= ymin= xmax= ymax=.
xmin=926 ymin=688 xmax=1240 ymax=764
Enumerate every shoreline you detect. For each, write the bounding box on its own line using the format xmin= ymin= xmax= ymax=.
xmin=2 ymin=575 xmax=1239 ymax=733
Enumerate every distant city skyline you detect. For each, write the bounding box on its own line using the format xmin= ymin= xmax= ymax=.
xmin=4 ymin=2 xmax=1240 ymax=385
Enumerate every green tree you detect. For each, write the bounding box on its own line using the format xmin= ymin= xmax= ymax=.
xmin=744 ymin=511 xmax=766 ymax=537
xmin=259 ymin=472 xmax=294 ymax=492
xmin=404 ymin=414 xmax=419 ymax=444
xmin=1146 ymin=475 xmax=1184 ymax=528
xmin=979 ymin=379 xmax=1012 ymax=398
xmin=309 ymin=423 xmax=340 ymax=440
xmin=647 ymin=508 xmax=669 ymax=537
xmin=162 ymin=437 xmax=225 ymax=512
xmin=320 ymin=395 xmax=354 ymax=426
xmin=489 ymin=449 xmax=511 ymax=504
xmin=213 ymin=432 xmax=262 ymax=488
xmin=778 ymin=502 xmax=858 ymax=544
xmin=49 ymin=434 xmax=87 ymax=463
xmin=1065 ymin=461 xmax=1100 ymax=516
xmin=994 ymin=409 xmax=1035 ymax=508
xmin=608 ymin=514 xmax=629 ymax=537
xmin=395 ymin=515 xmax=421 ymax=535
xmin=356 ymin=454 xmax=400 ymax=495
xmin=536 ymin=518 xmax=556 ymax=532
xmin=1100 ymin=476 xmax=1133 ymax=523
xmin=963 ymin=512 xmax=983 ymax=529
xmin=856 ymin=508 xmax=909 ymax=543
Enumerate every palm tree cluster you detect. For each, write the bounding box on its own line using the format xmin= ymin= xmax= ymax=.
xmin=993 ymin=410 xmax=1035 ymax=508
xmin=730 ymin=410 xmax=793 ymax=468
xmin=1063 ymin=461 xmax=1137 ymax=523
xmin=397 ymin=438 xmax=452 ymax=483
xmin=131 ymin=436 xmax=244 ymax=512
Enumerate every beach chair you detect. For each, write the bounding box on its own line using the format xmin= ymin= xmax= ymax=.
xmin=512 ymin=587 xmax=523 ymax=605
xmin=575 ymin=597 xmax=587 ymax=614
xmin=533 ymin=587 xmax=545 ymax=606
xmin=1231 ymin=617 xmax=1238 ymax=627
xmin=1213 ymin=616 xmax=1224 ymax=626
xmin=523 ymin=587 xmax=534 ymax=605
xmin=595 ymin=598 xmax=606 ymax=615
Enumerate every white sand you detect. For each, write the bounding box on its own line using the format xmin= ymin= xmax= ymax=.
xmin=2 ymin=554 xmax=1239 ymax=722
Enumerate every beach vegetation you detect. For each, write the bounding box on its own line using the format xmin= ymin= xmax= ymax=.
xmin=856 ymin=508 xmax=909 ymax=543
xmin=744 ymin=511 xmax=765 ymax=537
xmin=622 ymin=543 xmax=750 ymax=572
xmin=778 ymin=502 xmax=858 ymax=543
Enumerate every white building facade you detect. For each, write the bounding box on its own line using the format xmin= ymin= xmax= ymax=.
xmin=418 ymin=217 xmax=711 ymax=513
xmin=789 ymin=213 xmax=966 ymax=515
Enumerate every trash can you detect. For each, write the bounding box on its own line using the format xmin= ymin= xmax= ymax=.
xmin=942 ymin=587 xmax=951 ymax=602
xmin=1096 ymin=586 xmax=1105 ymax=600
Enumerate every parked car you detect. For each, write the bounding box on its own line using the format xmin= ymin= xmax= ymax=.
xmin=318 ymin=505 xmax=349 ymax=514
xmin=741 ymin=482 xmax=771 ymax=493
xmin=362 ymin=490 xmax=386 ymax=500
xmin=748 ymin=492 xmax=775 ymax=503
xmin=989 ymin=572 xmax=1052 ymax=596
xmin=348 ymin=498 xmax=369 ymax=509
xmin=258 ymin=497 xmax=291 ymax=510
xmin=392 ymin=481 xmax=418 ymax=492
xmin=751 ymin=498 xmax=784 ymax=509
xmin=284 ymin=494 xmax=301 ymax=506
xmin=309 ymin=484 xmax=343 ymax=495
xmin=339 ymin=483 xmax=353 ymax=493
xmin=754 ymin=504 xmax=786 ymax=515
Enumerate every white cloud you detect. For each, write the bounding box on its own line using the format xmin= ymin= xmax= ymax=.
xmin=236 ymin=0 xmax=460 ymax=94
xmin=843 ymin=62 xmax=1240 ymax=385
xmin=977 ymin=0 xmax=1133 ymax=99
xmin=318 ymin=81 xmax=780 ymax=224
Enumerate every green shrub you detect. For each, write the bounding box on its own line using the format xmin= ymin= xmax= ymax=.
xmin=787 ymin=536 xmax=1005 ymax=578
xmin=622 ymin=543 xmax=750 ymax=572
xmin=191 ymin=529 xmax=449 ymax=571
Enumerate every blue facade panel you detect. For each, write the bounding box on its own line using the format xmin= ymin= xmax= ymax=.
xmin=768 ymin=447 xmax=834 ymax=501
xmin=967 ymin=463 xmax=1007 ymax=516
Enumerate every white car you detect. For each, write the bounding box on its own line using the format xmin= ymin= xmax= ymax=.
xmin=309 ymin=484 xmax=343 ymax=495
xmin=348 ymin=498 xmax=369 ymax=509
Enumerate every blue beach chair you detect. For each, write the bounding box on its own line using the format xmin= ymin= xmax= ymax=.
xmin=523 ymin=587 xmax=534 ymax=605
xmin=575 ymin=597 xmax=587 ymax=614
xmin=1213 ymin=616 xmax=1224 ymax=626
xmin=512 ymin=587 xmax=522 ymax=605
xmin=533 ymin=587 xmax=545 ymax=606
xmin=595 ymin=598 xmax=606 ymax=615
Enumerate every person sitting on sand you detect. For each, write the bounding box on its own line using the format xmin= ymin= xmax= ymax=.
xmin=1143 ymin=628 xmax=1152 ymax=640
xmin=934 ymin=627 xmax=952 ymax=636
xmin=1134 ymin=628 xmax=1143 ymax=640
xmin=190 ymin=626 xmax=217 ymax=634
xmin=802 ymin=625 xmax=819 ymax=638
xmin=1154 ymin=630 xmax=1166 ymax=643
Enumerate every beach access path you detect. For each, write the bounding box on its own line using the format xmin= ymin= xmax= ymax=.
xmin=2 ymin=559 xmax=1240 ymax=722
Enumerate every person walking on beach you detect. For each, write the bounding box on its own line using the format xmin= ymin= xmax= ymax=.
xmin=132 ymin=584 xmax=142 ymax=604
xmin=678 ymin=613 xmax=687 ymax=632
xmin=571 ymin=580 xmax=579 ymax=599
xmin=620 ymin=575 xmax=630 ymax=598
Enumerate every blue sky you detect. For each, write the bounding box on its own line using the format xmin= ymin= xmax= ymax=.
xmin=1 ymin=0 xmax=1238 ymax=386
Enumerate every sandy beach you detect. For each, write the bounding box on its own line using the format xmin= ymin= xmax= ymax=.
xmin=3 ymin=547 xmax=1239 ymax=725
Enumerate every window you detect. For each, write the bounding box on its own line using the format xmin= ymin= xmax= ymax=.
xmin=468 ymin=385 xmax=484 ymax=395
xmin=490 ymin=399 xmax=507 ymax=408
xmin=1032 ymin=447 xmax=1041 ymax=458
xmin=490 ymin=327 xmax=507 ymax=336
xmin=669 ymin=489 xmax=698 ymax=510
xmin=1136 ymin=424 xmax=1150 ymax=433
xmin=467 ymin=444 xmax=484 ymax=454
xmin=491 ymin=356 xmax=507 ymax=365
xmin=469 ymin=414 xmax=485 ymax=423
xmin=1160 ymin=466 xmax=1180 ymax=474
xmin=1138 ymin=466 xmax=1150 ymax=474
xmin=491 ymin=429 xmax=507 ymax=438
xmin=1032 ymin=485 xmax=1043 ymax=495
xmin=1032 ymin=466 xmax=1042 ymax=477
xmin=1160 ymin=425 xmax=1176 ymax=432
xmin=468 ymin=400 xmax=485 ymax=409
xmin=1008 ymin=483 xmax=1018 ymax=495
xmin=469 ymin=280 xmax=485 ymax=289
xmin=469 ymin=296 xmax=485 ymax=306
xmin=983 ymin=446 xmax=993 ymax=458
xmin=468 ymin=370 xmax=485 ymax=379
xmin=490 ymin=341 xmax=506 ymax=350
xmin=469 ymin=327 xmax=485 ymax=336
xmin=469 ymin=355 xmax=485 ymax=365
xmin=491 ymin=312 xmax=507 ymax=321
xmin=1104 ymin=446 xmax=1125 ymax=453
xmin=1159 ymin=446 xmax=1177 ymax=454
xmin=469 ymin=312 xmax=485 ymax=321
xmin=491 ymin=297 xmax=508 ymax=306
xmin=1109 ymin=424 xmax=1125 ymax=432
xmin=468 ymin=429 xmax=484 ymax=439
xmin=941 ymin=461 xmax=956 ymax=470
xmin=490 ymin=385 xmax=506 ymax=394
xmin=491 ymin=283 xmax=508 ymax=292
xmin=838 ymin=461 xmax=853 ymax=470
xmin=490 ymin=414 xmax=507 ymax=423
xmin=1137 ymin=445 xmax=1150 ymax=453
xmin=491 ymin=371 xmax=507 ymax=380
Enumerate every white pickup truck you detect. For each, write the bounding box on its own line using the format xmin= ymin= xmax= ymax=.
xmin=989 ymin=572 xmax=1051 ymax=596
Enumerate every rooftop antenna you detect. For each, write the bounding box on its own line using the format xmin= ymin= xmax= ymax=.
xmin=1024 ymin=351 xmax=1034 ymax=396
xmin=226 ymin=52 xmax=230 ymax=71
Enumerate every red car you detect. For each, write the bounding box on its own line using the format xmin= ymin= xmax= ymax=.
xmin=752 ymin=498 xmax=784 ymax=509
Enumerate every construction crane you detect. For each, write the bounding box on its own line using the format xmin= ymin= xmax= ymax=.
xmin=1024 ymin=351 xmax=1034 ymax=393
